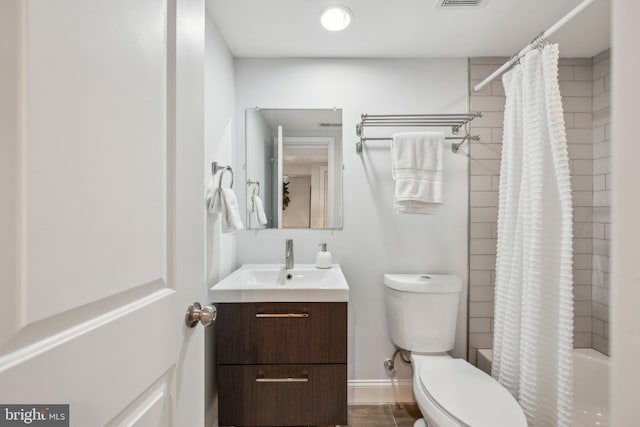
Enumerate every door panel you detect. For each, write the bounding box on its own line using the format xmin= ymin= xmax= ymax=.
xmin=0 ymin=0 xmax=206 ymax=426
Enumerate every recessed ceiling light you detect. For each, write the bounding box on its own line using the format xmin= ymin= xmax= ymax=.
xmin=321 ymin=6 xmax=352 ymax=32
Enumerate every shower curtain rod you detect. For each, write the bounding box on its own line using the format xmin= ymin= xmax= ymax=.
xmin=473 ymin=0 xmax=598 ymax=93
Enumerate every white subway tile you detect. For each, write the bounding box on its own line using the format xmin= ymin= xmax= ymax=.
xmin=593 ymin=125 xmax=605 ymax=143
xmin=593 ymin=92 xmax=610 ymax=111
xmin=469 ymin=333 xmax=493 ymax=349
xmin=594 ymin=141 xmax=610 ymax=159
xmin=469 ymin=318 xmax=491 ymax=334
xmin=573 ymin=238 xmax=592 ymax=254
xmin=470 ymin=254 xmax=497 ymax=270
xmin=574 ymin=332 xmax=592 ymax=348
xmin=593 ymin=49 xmax=611 ymax=64
xmin=593 ymin=190 xmax=611 ymax=207
xmin=471 ymin=176 xmax=492 ymax=191
xmin=472 ymin=127 xmax=492 ymax=144
xmin=573 ymin=65 xmax=593 ymax=81
xmin=470 ymin=206 xmax=498 ymax=222
xmin=592 ymin=335 xmax=609 ymax=355
xmin=470 ymin=191 xmax=499 ymax=207
xmin=574 ymin=283 xmax=592 ymax=299
xmin=593 ymin=58 xmax=610 ymax=79
xmin=471 ymin=143 xmax=502 ymax=160
xmin=470 ymin=159 xmax=501 ymax=176
xmin=472 ymin=112 xmax=504 ymax=128
xmin=574 ymin=301 xmax=591 ymax=317
xmin=573 ymin=206 xmax=593 ymax=222
xmin=592 ymin=317 xmax=605 ymax=337
xmin=470 ymin=270 xmax=492 ymax=286
xmin=574 ymin=269 xmax=593 ymax=286
xmin=564 ymin=113 xmax=574 ymax=128
xmin=574 ymin=316 xmax=591 ymax=333
xmin=491 ymin=81 xmax=505 ymax=96
xmin=593 ymin=269 xmax=606 ymax=288
xmin=572 ymin=160 xmax=592 ymax=175
xmin=593 ymin=206 xmax=610 ymax=223
xmin=594 ymin=238 xmax=610 ymax=256
xmin=470 ymin=64 xmax=504 ymax=80
xmin=470 ymin=238 xmax=497 ymax=254
xmin=469 ymin=302 xmax=494 ymax=318
xmin=592 ymin=301 xmax=609 ymax=321
xmin=470 ymin=80 xmax=492 ymax=96
xmin=491 ymin=127 xmax=504 ymax=143
xmin=593 ymin=255 xmax=610 ymax=273
xmin=574 ymin=223 xmax=593 ymax=239
xmin=560 ymin=81 xmax=592 ymax=97
xmin=471 ymin=57 xmax=509 ymax=65
xmin=592 ymin=285 xmax=609 ymax=306
xmin=559 ymin=58 xmax=592 ymax=66
xmin=593 ymin=108 xmax=610 ymax=127
xmin=593 ymin=157 xmax=610 ymax=175
xmin=567 ymin=144 xmax=593 ymax=160
xmin=470 ymin=223 xmax=491 ymax=239
xmin=573 ymin=113 xmax=593 ymax=128
xmin=572 ymin=191 xmax=593 ymax=207
xmin=558 ymin=65 xmax=574 ymax=80
xmin=566 ymin=128 xmax=593 ymax=144
xmin=471 ymin=96 xmax=506 ymax=112
xmin=593 ymin=223 xmax=605 ymax=239
xmin=574 ymin=254 xmax=592 ymax=270
xmin=562 ymin=97 xmax=592 ymax=113
xmin=571 ymin=176 xmax=593 ymax=191
xmin=593 ymin=174 xmax=606 ymax=191
xmin=470 ymin=286 xmax=495 ymax=302
xmin=593 ymin=77 xmax=605 ymax=95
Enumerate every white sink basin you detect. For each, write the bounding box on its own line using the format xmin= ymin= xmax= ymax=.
xmin=211 ymin=264 xmax=349 ymax=302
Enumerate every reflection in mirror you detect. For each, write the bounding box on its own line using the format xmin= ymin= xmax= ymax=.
xmin=245 ymin=108 xmax=343 ymax=229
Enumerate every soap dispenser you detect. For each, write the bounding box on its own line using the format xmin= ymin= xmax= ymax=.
xmin=315 ymin=243 xmax=332 ymax=269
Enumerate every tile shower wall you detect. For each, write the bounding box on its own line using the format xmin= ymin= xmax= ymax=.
xmin=467 ymin=56 xmax=595 ymax=364
xmin=592 ymin=49 xmax=611 ymax=355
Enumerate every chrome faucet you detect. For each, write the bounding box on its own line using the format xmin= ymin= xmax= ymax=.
xmin=285 ymin=239 xmax=294 ymax=269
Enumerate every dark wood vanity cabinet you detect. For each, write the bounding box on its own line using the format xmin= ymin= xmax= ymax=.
xmin=216 ymin=302 xmax=348 ymax=427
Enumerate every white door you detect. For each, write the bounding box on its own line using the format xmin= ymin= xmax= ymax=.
xmin=0 ymin=1 xmax=208 ymax=426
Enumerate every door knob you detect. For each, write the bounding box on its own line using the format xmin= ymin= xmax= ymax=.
xmin=185 ymin=302 xmax=217 ymax=328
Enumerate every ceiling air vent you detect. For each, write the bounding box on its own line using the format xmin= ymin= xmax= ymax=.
xmin=440 ymin=0 xmax=482 ymax=6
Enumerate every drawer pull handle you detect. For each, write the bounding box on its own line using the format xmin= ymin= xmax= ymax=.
xmin=255 ymin=313 xmax=309 ymax=318
xmin=256 ymin=377 xmax=309 ymax=383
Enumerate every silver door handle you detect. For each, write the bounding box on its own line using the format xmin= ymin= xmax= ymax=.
xmin=185 ymin=302 xmax=217 ymax=328
xmin=256 ymin=377 xmax=309 ymax=383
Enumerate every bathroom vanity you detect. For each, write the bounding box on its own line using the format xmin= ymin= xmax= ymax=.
xmin=212 ymin=265 xmax=349 ymax=427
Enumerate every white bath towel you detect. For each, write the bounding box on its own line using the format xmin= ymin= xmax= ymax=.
xmin=249 ymin=194 xmax=268 ymax=226
xmin=391 ymin=131 xmax=445 ymax=214
xmin=207 ymin=177 xmax=243 ymax=233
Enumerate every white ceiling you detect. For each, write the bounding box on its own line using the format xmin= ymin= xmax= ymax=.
xmin=207 ymin=0 xmax=610 ymax=58
xmin=260 ymin=109 xmax=342 ymax=131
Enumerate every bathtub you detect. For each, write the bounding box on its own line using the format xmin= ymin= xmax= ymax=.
xmin=476 ymin=348 xmax=610 ymax=426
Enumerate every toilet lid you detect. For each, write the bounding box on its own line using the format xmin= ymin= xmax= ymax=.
xmin=419 ymin=359 xmax=527 ymax=427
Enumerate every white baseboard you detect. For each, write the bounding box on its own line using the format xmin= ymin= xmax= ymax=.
xmin=347 ymin=379 xmax=414 ymax=404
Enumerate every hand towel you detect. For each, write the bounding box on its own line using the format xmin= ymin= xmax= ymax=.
xmin=391 ymin=131 xmax=445 ymax=214
xmin=207 ymin=176 xmax=243 ymax=233
xmin=249 ymin=194 xmax=268 ymax=226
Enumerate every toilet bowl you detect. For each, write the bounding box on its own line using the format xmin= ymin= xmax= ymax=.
xmin=383 ymin=274 xmax=527 ymax=427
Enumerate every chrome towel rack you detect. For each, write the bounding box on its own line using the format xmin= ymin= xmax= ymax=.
xmin=355 ymin=112 xmax=483 ymax=154
xmin=247 ymin=179 xmax=260 ymax=196
xmin=212 ymin=161 xmax=234 ymax=189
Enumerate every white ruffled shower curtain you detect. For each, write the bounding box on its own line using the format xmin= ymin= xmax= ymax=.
xmin=492 ymin=44 xmax=574 ymax=427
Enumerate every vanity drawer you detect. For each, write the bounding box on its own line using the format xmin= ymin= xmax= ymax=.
xmin=218 ymin=363 xmax=347 ymax=427
xmin=216 ymin=302 xmax=347 ymax=364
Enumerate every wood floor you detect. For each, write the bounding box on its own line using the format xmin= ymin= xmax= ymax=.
xmin=341 ymin=403 xmax=422 ymax=427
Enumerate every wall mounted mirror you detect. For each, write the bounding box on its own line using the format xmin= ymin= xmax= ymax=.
xmin=245 ymin=108 xmax=343 ymax=229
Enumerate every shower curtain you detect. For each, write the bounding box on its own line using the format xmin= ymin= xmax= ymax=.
xmin=492 ymin=44 xmax=574 ymax=427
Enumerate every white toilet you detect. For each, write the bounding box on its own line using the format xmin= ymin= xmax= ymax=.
xmin=383 ymin=274 xmax=527 ymax=427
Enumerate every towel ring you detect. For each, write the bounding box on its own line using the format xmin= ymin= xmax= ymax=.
xmin=252 ymin=182 xmax=260 ymax=196
xmin=217 ymin=166 xmax=234 ymax=190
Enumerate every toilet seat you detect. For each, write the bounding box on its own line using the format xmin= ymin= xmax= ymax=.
xmin=417 ymin=358 xmax=527 ymax=427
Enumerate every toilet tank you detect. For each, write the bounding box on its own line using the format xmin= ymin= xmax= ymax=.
xmin=383 ymin=274 xmax=462 ymax=353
